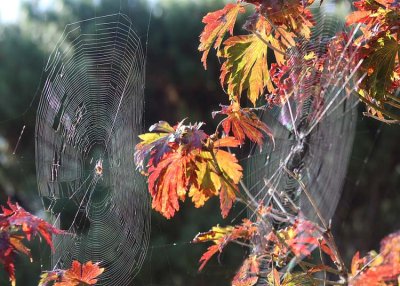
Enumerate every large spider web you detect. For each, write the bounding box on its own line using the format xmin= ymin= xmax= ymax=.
xmin=35 ymin=13 xmax=150 ymax=285
xmin=244 ymin=0 xmax=360 ymax=262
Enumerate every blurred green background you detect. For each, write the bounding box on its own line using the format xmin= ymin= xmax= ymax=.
xmin=0 ymin=0 xmax=399 ymax=285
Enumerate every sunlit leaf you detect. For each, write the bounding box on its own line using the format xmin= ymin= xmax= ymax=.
xmin=220 ymin=34 xmax=273 ymax=105
xmin=232 ymin=255 xmax=259 ymax=286
xmin=214 ymin=103 xmax=274 ymax=146
xmin=148 ymin=150 xmax=195 ymax=219
xmin=0 ymin=199 xmax=63 ymax=286
xmin=199 ymin=3 xmax=245 ymax=69
xmin=39 ymin=260 xmax=104 ymax=286
xmin=350 ymin=231 xmax=400 ymax=285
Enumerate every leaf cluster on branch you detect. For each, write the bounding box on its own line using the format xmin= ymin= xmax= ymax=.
xmin=0 ymin=200 xmax=63 ymax=286
xmin=39 ymin=260 xmax=104 ymax=286
xmin=134 ymin=0 xmax=400 ymax=285
xmin=0 ymin=199 xmax=105 ymax=286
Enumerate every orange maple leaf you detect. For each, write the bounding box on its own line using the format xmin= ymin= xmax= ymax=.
xmin=214 ymin=103 xmax=274 ymax=146
xmin=194 ymin=219 xmax=257 ymax=271
xmin=55 ymin=261 xmax=104 ymax=286
xmin=199 ymin=3 xmax=245 ymax=69
xmin=350 ymin=231 xmax=400 ymax=285
xmin=148 ymin=150 xmax=195 ymax=219
xmin=232 ymin=255 xmax=259 ymax=286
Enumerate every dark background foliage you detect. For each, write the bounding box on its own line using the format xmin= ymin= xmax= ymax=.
xmin=0 ymin=0 xmax=398 ymax=285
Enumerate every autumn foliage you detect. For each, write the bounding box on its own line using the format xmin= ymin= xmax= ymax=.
xmin=135 ymin=121 xmax=243 ymax=218
xmin=0 ymin=0 xmax=398 ymax=285
xmin=39 ymin=260 xmax=104 ymax=286
xmin=0 ymin=200 xmax=105 ymax=286
xmin=0 ymin=200 xmax=63 ymax=286
xmin=135 ymin=0 xmax=400 ymax=285
xmin=346 ymin=0 xmax=400 ymax=121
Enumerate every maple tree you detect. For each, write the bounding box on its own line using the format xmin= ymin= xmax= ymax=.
xmin=133 ymin=0 xmax=400 ymax=285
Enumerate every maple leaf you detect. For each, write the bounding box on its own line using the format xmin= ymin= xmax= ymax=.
xmin=220 ymin=34 xmax=274 ymax=105
xmin=232 ymin=255 xmax=259 ymax=286
xmin=137 ymin=120 xmax=245 ymax=219
xmin=148 ymin=149 xmax=196 ymax=219
xmin=346 ymin=0 xmax=400 ymax=121
xmin=199 ymin=244 xmax=221 ymax=271
xmin=199 ymin=3 xmax=245 ymax=69
xmin=57 ymin=260 xmax=104 ymax=286
xmin=350 ymin=230 xmax=400 ymax=285
xmin=194 ymin=219 xmax=257 ymax=271
xmin=0 ymin=199 xmax=63 ymax=286
xmin=1 ymin=200 xmax=63 ymax=250
xmin=214 ymin=103 xmax=274 ymax=146
xmin=39 ymin=260 xmax=104 ymax=286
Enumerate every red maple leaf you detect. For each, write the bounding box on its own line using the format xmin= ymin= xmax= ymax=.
xmin=1 ymin=199 xmax=63 ymax=249
xmin=350 ymin=231 xmax=400 ymax=285
xmin=232 ymin=255 xmax=259 ymax=286
xmin=0 ymin=199 xmax=63 ymax=286
xmin=148 ymin=149 xmax=196 ymax=219
xmin=199 ymin=3 xmax=245 ymax=69
xmin=214 ymin=103 xmax=274 ymax=146
xmin=39 ymin=260 xmax=104 ymax=286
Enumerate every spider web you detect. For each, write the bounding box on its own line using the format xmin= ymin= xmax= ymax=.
xmin=35 ymin=13 xmax=150 ymax=285
xmin=244 ymin=1 xmax=360 ymax=237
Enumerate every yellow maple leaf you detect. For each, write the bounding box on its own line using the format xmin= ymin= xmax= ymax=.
xmin=220 ymin=34 xmax=274 ymax=105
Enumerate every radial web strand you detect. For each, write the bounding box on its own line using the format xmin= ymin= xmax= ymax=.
xmin=35 ymin=13 xmax=150 ymax=285
xmin=245 ymin=1 xmax=359 ymax=237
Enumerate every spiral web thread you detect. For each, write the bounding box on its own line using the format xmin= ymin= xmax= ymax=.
xmin=35 ymin=13 xmax=150 ymax=285
xmin=244 ymin=1 xmax=361 ymax=272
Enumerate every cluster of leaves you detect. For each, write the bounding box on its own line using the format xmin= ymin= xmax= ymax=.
xmin=195 ymin=206 xmax=400 ymax=286
xmin=134 ymin=0 xmax=400 ymax=285
xmin=0 ymin=199 xmax=63 ymax=286
xmin=0 ymin=199 xmax=104 ymax=286
xmin=346 ymin=0 xmax=400 ymax=121
xmin=39 ymin=260 xmax=104 ymax=286
xmin=135 ymin=120 xmax=245 ymax=218
xmin=199 ymin=0 xmax=317 ymax=109
xmin=193 ymin=205 xmax=340 ymax=286
xmin=349 ymin=231 xmax=400 ymax=285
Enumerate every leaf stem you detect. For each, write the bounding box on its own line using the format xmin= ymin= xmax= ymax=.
xmin=253 ymin=31 xmax=287 ymax=56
